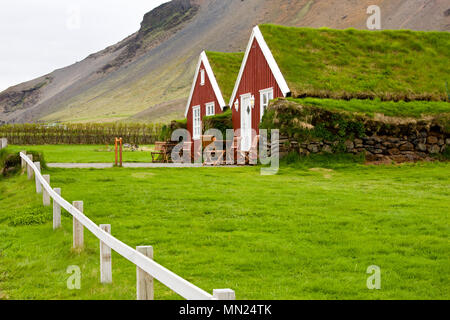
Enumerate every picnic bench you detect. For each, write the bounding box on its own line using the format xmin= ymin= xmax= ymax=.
xmin=203 ymin=135 xmax=259 ymax=166
xmin=151 ymin=142 xmax=177 ymax=163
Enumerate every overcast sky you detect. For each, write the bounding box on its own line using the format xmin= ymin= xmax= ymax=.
xmin=0 ymin=0 xmax=169 ymax=91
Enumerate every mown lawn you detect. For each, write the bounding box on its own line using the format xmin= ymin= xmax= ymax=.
xmin=0 ymin=159 xmax=448 ymax=300
xmin=6 ymin=145 xmax=154 ymax=163
xmin=290 ymin=98 xmax=450 ymax=118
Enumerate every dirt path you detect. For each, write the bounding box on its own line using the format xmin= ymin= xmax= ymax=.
xmin=47 ymin=163 xmax=239 ymax=169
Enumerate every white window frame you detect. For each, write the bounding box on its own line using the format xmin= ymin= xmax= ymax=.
xmin=200 ymin=69 xmax=205 ymax=86
xmin=205 ymin=102 xmax=215 ymax=116
xmin=192 ymin=105 xmax=201 ymax=140
xmin=260 ymin=87 xmax=274 ymax=120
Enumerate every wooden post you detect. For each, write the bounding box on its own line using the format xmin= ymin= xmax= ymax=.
xmin=213 ymin=289 xmax=236 ymax=300
xmin=34 ymin=162 xmax=42 ymax=193
xmin=0 ymin=138 xmax=7 ymax=149
xmin=42 ymin=175 xmax=51 ymax=206
xmin=53 ymin=188 xmax=61 ymax=230
xmin=114 ymin=138 xmax=118 ymax=166
xmin=119 ymin=138 xmax=123 ymax=167
xmin=72 ymin=201 xmax=84 ymax=250
xmin=136 ymin=246 xmax=154 ymax=300
xmin=21 ymin=151 xmax=27 ymax=168
xmin=26 ymin=154 xmax=33 ymax=180
xmin=99 ymin=224 xmax=112 ymax=284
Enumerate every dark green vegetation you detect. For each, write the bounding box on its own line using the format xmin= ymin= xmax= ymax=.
xmin=0 ymin=123 xmax=163 ymax=145
xmin=158 ymin=119 xmax=188 ymax=142
xmin=259 ymin=24 xmax=450 ymax=101
xmin=0 ymin=149 xmax=46 ymax=177
xmin=290 ymin=98 xmax=450 ymax=118
xmin=261 ymin=99 xmax=449 ymax=149
xmin=203 ymin=109 xmax=233 ymax=137
xmin=6 ymin=145 xmax=153 ymax=163
xmin=0 ymin=156 xmax=449 ymax=299
xmin=206 ymin=51 xmax=244 ymax=103
xmin=261 ymin=100 xmax=366 ymax=147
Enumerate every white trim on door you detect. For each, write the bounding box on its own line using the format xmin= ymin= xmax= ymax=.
xmin=240 ymin=93 xmax=252 ymax=152
xmin=192 ymin=105 xmax=201 ymax=140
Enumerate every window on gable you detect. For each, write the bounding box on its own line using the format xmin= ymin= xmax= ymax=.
xmin=200 ymin=69 xmax=205 ymax=86
xmin=260 ymin=88 xmax=274 ymax=121
xmin=206 ymin=102 xmax=215 ymax=116
xmin=193 ymin=106 xmax=201 ymax=140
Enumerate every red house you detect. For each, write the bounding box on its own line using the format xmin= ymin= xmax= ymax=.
xmin=229 ymin=25 xmax=291 ymax=151
xmin=185 ymin=51 xmax=243 ymax=144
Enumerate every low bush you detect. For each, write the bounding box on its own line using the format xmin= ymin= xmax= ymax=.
xmin=8 ymin=206 xmax=51 ymax=227
xmin=261 ymin=99 xmax=366 ymax=145
xmin=203 ymin=109 xmax=233 ymax=137
xmin=0 ymin=149 xmax=47 ymax=178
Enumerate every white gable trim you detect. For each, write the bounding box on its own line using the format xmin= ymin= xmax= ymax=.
xmin=229 ymin=25 xmax=290 ymax=107
xmin=184 ymin=51 xmax=227 ymax=118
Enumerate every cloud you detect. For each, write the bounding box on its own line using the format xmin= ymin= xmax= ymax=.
xmin=0 ymin=0 xmax=169 ymax=91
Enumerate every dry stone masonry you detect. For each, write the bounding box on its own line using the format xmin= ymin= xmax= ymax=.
xmin=265 ymin=99 xmax=449 ymax=163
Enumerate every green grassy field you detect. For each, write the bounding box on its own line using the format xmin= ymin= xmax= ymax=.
xmin=260 ymin=24 xmax=450 ymax=101
xmin=0 ymin=155 xmax=448 ymax=300
xmin=6 ymin=145 xmax=154 ymax=163
xmin=206 ymin=51 xmax=244 ymax=103
xmin=290 ymin=98 xmax=450 ymax=118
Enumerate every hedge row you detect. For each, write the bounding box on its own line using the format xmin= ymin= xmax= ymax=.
xmin=0 ymin=123 xmax=164 ymax=145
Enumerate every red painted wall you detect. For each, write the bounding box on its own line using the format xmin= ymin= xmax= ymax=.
xmin=187 ymin=61 xmax=223 ymax=141
xmin=232 ymin=38 xmax=283 ymax=133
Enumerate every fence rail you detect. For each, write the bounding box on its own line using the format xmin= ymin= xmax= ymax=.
xmin=20 ymin=152 xmax=235 ymax=300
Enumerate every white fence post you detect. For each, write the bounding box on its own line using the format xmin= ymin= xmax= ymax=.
xmin=136 ymin=246 xmax=154 ymax=300
xmin=26 ymin=154 xmax=34 ymax=180
xmin=213 ymin=289 xmax=236 ymax=300
xmin=0 ymin=138 xmax=7 ymax=149
xmin=72 ymin=201 xmax=84 ymax=250
xmin=34 ymin=162 xmax=42 ymax=193
xmin=99 ymin=224 xmax=112 ymax=284
xmin=21 ymin=151 xmax=27 ymax=169
xmin=53 ymin=188 xmax=61 ymax=230
xmin=42 ymin=175 xmax=51 ymax=206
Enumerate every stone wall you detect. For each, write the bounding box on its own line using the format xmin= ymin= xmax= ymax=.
xmin=265 ymin=99 xmax=449 ymax=163
xmin=279 ymin=131 xmax=449 ymax=163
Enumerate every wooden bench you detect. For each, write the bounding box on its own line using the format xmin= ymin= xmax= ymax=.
xmin=151 ymin=142 xmax=168 ymax=163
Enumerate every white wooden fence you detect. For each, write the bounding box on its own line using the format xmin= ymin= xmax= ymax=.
xmin=0 ymin=138 xmax=7 ymax=149
xmin=20 ymin=152 xmax=235 ymax=300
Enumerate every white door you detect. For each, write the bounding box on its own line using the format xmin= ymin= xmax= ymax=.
xmin=240 ymin=94 xmax=252 ymax=152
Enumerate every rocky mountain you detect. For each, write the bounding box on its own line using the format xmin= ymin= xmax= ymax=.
xmin=1 ymin=0 xmax=449 ymax=124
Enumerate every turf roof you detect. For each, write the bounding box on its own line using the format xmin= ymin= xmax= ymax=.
xmin=205 ymin=51 xmax=244 ymax=104
xmin=259 ymin=24 xmax=450 ymax=101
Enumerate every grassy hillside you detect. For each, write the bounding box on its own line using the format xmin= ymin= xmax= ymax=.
xmin=260 ymin=24 xmax=450 ymax=101
xmin=206 ymin=51 xmax=244 ymax=103
xmin=0 ymin=158 xmax=449 ymax=299
xmin=289 ymin=98 xmax=450 ymax=118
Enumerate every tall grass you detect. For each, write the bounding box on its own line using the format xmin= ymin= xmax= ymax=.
xmin=0 ymin=123 xmax=163 ymax=145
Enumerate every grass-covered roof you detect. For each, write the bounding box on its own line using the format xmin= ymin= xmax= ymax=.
xmin=259 ymin=24 xmax=450 ymax=101
xmin=205 ymin=51 xmax=244 ymax=104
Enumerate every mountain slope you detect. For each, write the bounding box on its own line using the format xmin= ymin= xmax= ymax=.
xmin=1 ymin=0 xmax=449 ymax=124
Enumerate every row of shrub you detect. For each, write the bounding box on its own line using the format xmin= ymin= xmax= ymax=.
xmin=0 ymin=123 xmax=164 ymax=145
xmin=0 ymin=149 xmax=46 ymax=178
